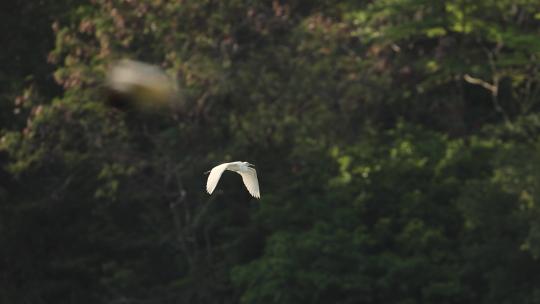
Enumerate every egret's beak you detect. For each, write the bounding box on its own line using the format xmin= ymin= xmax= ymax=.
xmin=204 ymin=170 xmax=211 ymax=175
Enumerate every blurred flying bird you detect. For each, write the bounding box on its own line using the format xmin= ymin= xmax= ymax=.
xmin=105 ymin=59 xmax=178 ymax=110
xmin=205 ymin=162 xmax=260 ymax=199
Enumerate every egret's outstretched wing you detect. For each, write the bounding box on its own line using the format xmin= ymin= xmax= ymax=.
xmin=206 ymin=163 xmax=230 ymax=194
xmin=238 ymin=168 xmax=260 ymax=199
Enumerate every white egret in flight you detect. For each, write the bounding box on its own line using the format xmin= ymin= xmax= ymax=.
xmin=205 ymin=162 xmax=260 ymax=199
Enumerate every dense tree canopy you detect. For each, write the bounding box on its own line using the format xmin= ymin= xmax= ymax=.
xmin=1 ymin=0 xmax=540 ymax=303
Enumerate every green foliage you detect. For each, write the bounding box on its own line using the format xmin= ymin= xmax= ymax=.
xmin=2 ymin=0 xmax=540 ymax=303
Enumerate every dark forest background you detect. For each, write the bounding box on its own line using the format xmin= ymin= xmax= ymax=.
xmin=2 ymin=0 xmax=540 ymax=303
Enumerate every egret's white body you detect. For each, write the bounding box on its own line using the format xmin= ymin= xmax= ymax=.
xmin=206 ymin=161 xmax=260 ymax=199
